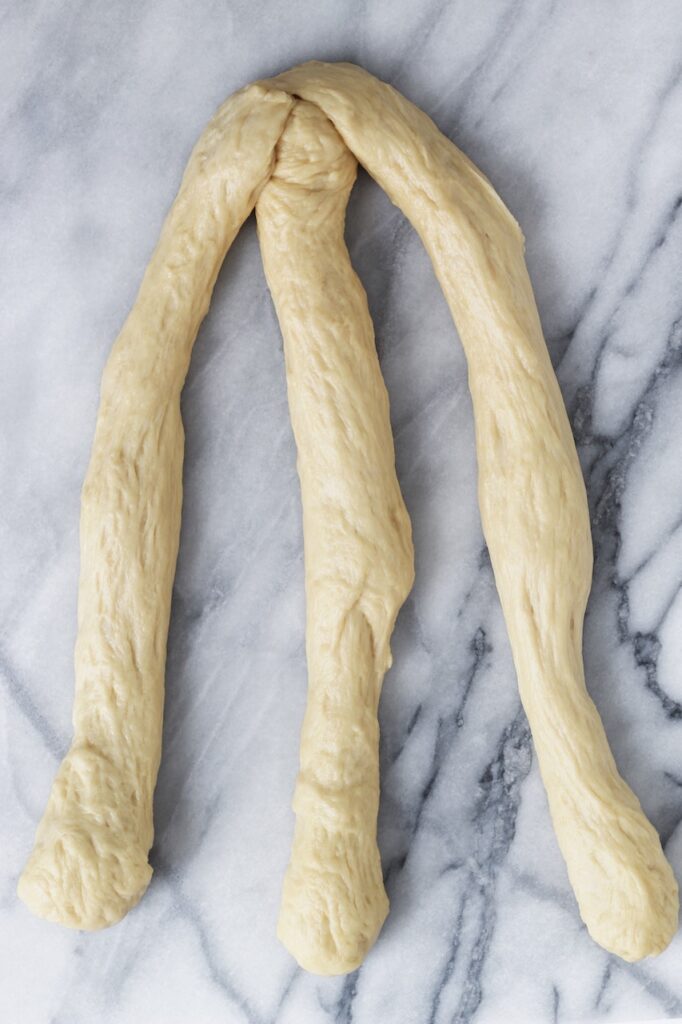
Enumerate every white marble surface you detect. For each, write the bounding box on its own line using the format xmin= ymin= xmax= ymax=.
xmin=2 ymin=2 xmax=682 ymax=1022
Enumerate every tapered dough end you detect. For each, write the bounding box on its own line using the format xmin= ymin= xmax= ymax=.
xmin=18 ymin=823 xmax=152 ymax=930
xmin=579 ymin=858 xmax=679 ymax=962
xmin=277 ymin=831 xmax=389 ymax=975
xmin=566 ymin=818 xmax=679 ymax=961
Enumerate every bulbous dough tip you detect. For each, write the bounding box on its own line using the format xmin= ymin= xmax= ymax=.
xmin=580 ymin=859 xmax=679 ymax=962
xmin=277 ymin=884 xmax=388 ymax=976
xmin=18 ymin=823 xmax=152 ymax=930
xmin=277 ymin=832 xmax=389 ymax=975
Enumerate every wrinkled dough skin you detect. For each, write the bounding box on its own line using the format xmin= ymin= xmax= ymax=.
xmin=256 ymin=102 xmax=414 ymax=974
xmin=261 ymin=62 xmax=678 ymax=961
xmin=18 ymin=84 xmax=295 ymax=929
xmin=19 ymin=60 xmax=677 ymax=970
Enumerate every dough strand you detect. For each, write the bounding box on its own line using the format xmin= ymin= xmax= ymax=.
xmin=264 ymin=61 xmax=678 ymax=961
xmin=19 ymin=61 xmax=677 ymax=969
xmin=256 ymin=101 xmax=414 ymax=974
xmin=18 ymin=84 xmax=293 ymax=928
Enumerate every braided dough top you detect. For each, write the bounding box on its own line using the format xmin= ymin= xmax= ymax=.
xmin=17 ymin=61 xmax=677 ymax=971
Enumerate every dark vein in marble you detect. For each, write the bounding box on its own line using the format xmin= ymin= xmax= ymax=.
xmin=562 ymin=193 xmax=682 ymax=442
xmin=418 ymin=627 xmax=489 ymax=810
xmin=167 ymin=488 xmax=298 ymax=655
xmin=335 ymin=969 xmax=360 ymax=1024
xmin=624 ymin=505 xmax=682 ymax=583
xmin=427 ymin=897 xmax=467 ymax=1024
xmin=594 ymin=962 xmax=612 ymax=1012
xmin=513 ymin=863 xmax=682 ymax=1018
xmin=509 ymin=863 xmax=682 ymax=1018
xmin=0 ymin=644 xmax=64 ymax=760
xmin=391 ymin=374 xmax=464 ymax=445
xmin=586 ymin=195 xmax=682 ymax=400
xmin=576 ymin=313 xmax=682 ymax=726
xmin=45 ymin=908 xmax=146 ymax=1024
xmin=555 ymin=63 xmax=682 ymax=376
xmin=549 ymin=287 xmax=597 ymax=365
xmin=455 ymin=548 xmax=493 ymax=621
xmin=626 ymin=630 xmax=682 ymax=723
xmin=469 ymin=0 xmax=560 ymax=132
xmin=385 ymin=625 xmax=493 ymax=877
xmin=454 ymin=713 xmax=532 ymax=1024
xmin=442 ymin=0 xmax=521 ymax=128
xmin=509 ymin=867 xmax=574 ymax=915
xmin=428 ymin=711 xmax=532 ymax=1024
xmin=269 ymin=965 xmax=300 ymax=1024
xmin=405 ymin=701 xmax=423 ymax=738
xmin=551 ymin=983 xmax=560 ymax=1024
xmin=153 ymin=861 xmax=267 ymax=1024
xmin=605 ymin=957 xmax=682 ymax=1018
xmin=664 ymin=770 xmax=682 ymax=789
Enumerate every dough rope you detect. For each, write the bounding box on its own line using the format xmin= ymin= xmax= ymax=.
xmin=256 ymin=101 xmax=413 ymax=974
xmin=19 ymin=61 xmax=677 ymax=971
xmin=17 ymin=82 xmax=295 ymax=929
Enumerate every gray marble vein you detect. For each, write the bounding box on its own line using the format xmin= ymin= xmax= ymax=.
xmin=3 ymin=2 xmax=682 ymax=1022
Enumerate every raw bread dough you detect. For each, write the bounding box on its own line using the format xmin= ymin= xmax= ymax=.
xmin=256 ymin=101 xmax=414 ymax=974
xmin=262 ymin=61 xmax=678 ymax=962
xmin=19 ymin=60 xmax=677 ymax=970
xmin=17 ymin=83 xmax=294 ymax=929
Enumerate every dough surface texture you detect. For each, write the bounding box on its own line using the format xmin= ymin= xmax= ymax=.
xmin=256 ymin=101 xmax=413 ymax=974
xmin=18 ymin=83 xmax=294 ymax=929
xmin=19 ymin=60 xmax=678 ymax=971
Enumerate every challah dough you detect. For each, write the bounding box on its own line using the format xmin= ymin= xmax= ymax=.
xmin=17 ymin=83 xmax=294 ymax=928
xmin=264 ymin=61 xmax=678 ymax=962
xmin=19 ymin=60 xmax=677 ymax=971
xmin=256 ymin=100 xmax=414 ymax=974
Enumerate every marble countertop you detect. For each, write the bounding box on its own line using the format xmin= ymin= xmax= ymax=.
xmin=3 ymin=2 xmax=682 ymax=1022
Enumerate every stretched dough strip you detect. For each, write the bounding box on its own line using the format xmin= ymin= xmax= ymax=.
xmin=18 ymin=61 xmax=677 ymax=972
xmin=263 ymin=61 xmax=679 ymax=962
xmin=256 ymin=101 xmax=414 ymax=974
xmin=18 ymin=83 xmax=293 ymax=928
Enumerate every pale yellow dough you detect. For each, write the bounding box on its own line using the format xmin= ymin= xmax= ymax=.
xmin=19 ymin=61 xmax=677 ymax=972
xmin=256 ymin=101 xmax=413 ymax=973
xmin=17 ymin=83 xmax=295 ymax=929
